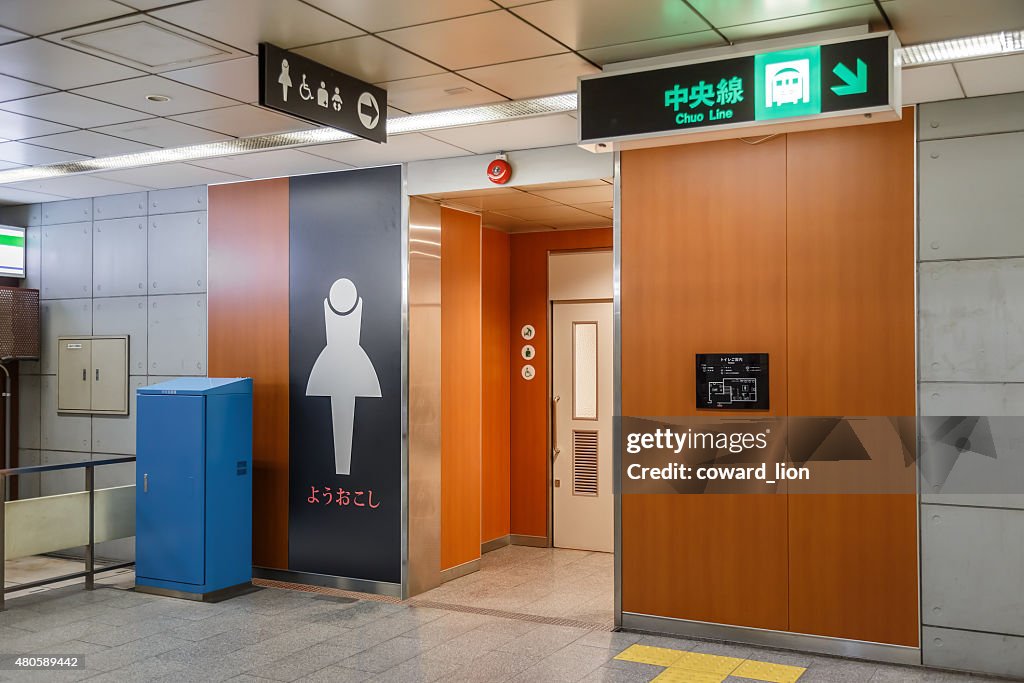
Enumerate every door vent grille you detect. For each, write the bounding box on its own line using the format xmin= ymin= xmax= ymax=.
xmin=572 ymin=430 xmax=599 ymax=496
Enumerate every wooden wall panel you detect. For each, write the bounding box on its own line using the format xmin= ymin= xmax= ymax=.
xmin=441 ymin=207 xmax=482 ymax=570
xmin=481 ymin=227 xmax=510 ymax=544
xmin=620 ymin=139 xmax=790 ymax=630
xmin=786 ymin=114 xmax=918 ymax=646
xmin=208 ymin=178 xmax=290 ymax=570
xmin=509 ymin=228 xmax=612 ymax=539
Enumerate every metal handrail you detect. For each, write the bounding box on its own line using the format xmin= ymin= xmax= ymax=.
xmin=0 ymin=455 xmax=137 ymax=610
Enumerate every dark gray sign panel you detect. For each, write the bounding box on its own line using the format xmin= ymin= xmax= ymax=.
xmin=288 ymin=166 xmax=402 ymax=584
xmin=259 ymin=42 xmax=387 ymax=143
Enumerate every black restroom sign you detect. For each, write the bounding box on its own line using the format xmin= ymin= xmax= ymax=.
xmin=259 ymin=43 xmax=387 ymax=143
xmin=696 ymin=353 xmax=770 ymax=410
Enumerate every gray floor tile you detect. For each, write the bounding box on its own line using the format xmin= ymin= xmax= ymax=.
xmin=575 ymin=631 xmax=642 ymax=653
xmin=514 ymin=642 xmax=615 ymax=682
xmin=254 ymin=641 xmax=368 ymax=682
xmin=368 ymin=656 xmax=463 ymax=683
xmin=496 ymin=624 xmax=593 ymax=659
xmin=581 ymin=665 xmax=661 ymax=682
xmin=340 ymin=637 xmax=427 ymax=673
xmin=299 ymin=665 xmax=376 ymax=682
xmin=442 ymin=650 xmax=541 ymax=683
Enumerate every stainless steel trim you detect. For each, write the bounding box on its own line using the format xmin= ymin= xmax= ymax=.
xmin=401 ymin=163 xmax=410 ymax=600
xmin=621 ymin=612 xmax=921 ymax=666
xmin=510 ymin=534 xmax=549 ymax=547
xmin=440 ymin=558 xmax=480 ymax=583
xmin=481 ymin=535 xmax=511 ymax=554
xmin=253 ymin=567 xmax=403 ymax=598
xmin=135 ymin=582 xmax=255 ymax=603
xmin=913 ymin=104 xmax=923 ymax=661
xmin=612 ymin=150 xmax=622 ymax=630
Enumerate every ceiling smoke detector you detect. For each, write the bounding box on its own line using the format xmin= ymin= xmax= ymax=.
xmin=145 ymin=94 xmax=172 ymax=103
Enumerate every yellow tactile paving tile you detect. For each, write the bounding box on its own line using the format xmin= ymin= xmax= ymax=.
xmin=671 ymin=652 xmax=745 ymax=676
xmin=651 ymin=667 xmax=728 ymax=683
xmin=614 ymin=644 xmax=687 ymax=667
xmin=731 ymin=659 xmax=807 ymax=683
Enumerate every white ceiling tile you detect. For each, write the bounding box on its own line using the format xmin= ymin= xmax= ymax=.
xmin=305 ymin=0 xmax=495 ymax=32
xmin=531 ymin=184 xmax=612 ymax=204
xmin=688 ymin=0 xmax=875 ymax=27
xmin=295 ymin=36 xmax=445 ymax=84
xmin=171 ymin=104 xmax=314 ymax=138
xmin=7 ymin=174 xmax=148 ymax=199
xmin=0 ymin=39 xmax=144 ymax=89
xmin=93 ymin=118 xmax=231 ymax=147
xmin=113 ymin=0 xmax=182 ymax=9
xmin=0 ymin=141 xmax=90 ymax=165
xmin=493 ymin=203 xmax=597 ymax=221
xmin=152 ymin=0 xmax=363 ymax=54
xmin=380 ymin=73 xmax=503 ymax=113
xmin=0 ymin=92 xmax=150 ymax=128
xmin=0 ymin=27 xmax=27 ymax=45
xmin=305 ymin=133 xmax=470 ymax=166
xmin=901 ymin=64 xmax=963 ymax=104
xmin=576 ymin=201 xmax=613 ymax=218
xmin=580 ymin=31 xmax=724 ymax=65
xmin=0 ymin=110 xmax=72 ymax=140
xmin=718 ymin=5 xmax=884 ymax=43
xmin=0 ymin=74 xmax=55 ymax=103
xmin=192 ymin=149 xmax=349 ymax=178
xmin=0 ymin=187 xmax=68 ymax=204
xmin=380 ymin=11 xmax=567 ymax=71
xmin=22 ymin=130 xmax=157 ymax=157
xmin=0 ymin=0 xmax=131 ymax=36
xmin=513 ymin=0 xmax=710 ymax=50
xmin=73 ymin=75 xmax=240 ymax=116
xmin=479 ymin=191 xmax=558 ymax=211
xmin=163 ymin=56 xmax=259 ymax=103
xmin=481 ymin=212 xmax=533 ymax=232
xmin=0 ymin=160 xmax=26 ymax=171
xmin=426 ymin=114 xmax=579 ymax=154
xmin=95 ymin=163 xmax=246 ymax=189
xmin=954 ymin=54 xmax=1024 ymax=98
xmin=886 ymin=0 xmax=1024 ymax=45
xmin=460 ymin=53 xmax=598 ymax=99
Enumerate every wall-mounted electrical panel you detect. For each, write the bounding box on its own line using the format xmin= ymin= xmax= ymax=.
xmin=57 ymin=335 xmax=129 ymax=415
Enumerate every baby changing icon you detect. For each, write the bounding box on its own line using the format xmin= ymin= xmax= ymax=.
xmin=307 ymin=278 xmax=381 ymax=476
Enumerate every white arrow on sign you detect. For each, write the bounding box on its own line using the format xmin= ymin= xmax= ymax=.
xmin=358 ymin=92 xmax=380 ymax=129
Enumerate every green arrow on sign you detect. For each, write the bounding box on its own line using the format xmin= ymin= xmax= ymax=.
xmin=831 ymin=58 xmax=868 ymax=95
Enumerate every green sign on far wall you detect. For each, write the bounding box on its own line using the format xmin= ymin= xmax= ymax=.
xmin=579 ymin=33 xmax=899 ymax=147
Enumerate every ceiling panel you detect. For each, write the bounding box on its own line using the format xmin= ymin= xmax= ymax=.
xmin=425 ymin=114 xmax=579 ymax=154
xmin=73 ymin=75 xmax=240 ymax=115
xmin=0 ymin=187 xmax=68 ymax=204
xmin=689 ymin=0 xmax=875 ymax=28
xmin=901 ymin=64 xmax=963 ymax=104
xmin=171 ymin=104 xmax=314 ymax=138
xmin=0 ymin=39 xmax=144 ymax=89
xmin=955 ymin=54 xmax=1024 ymax=98
xmin=305 ymin=132 xmax=470 ymax=166
xmin=479 ymin=191 xmax=559 ymax=211
xmin=93 ymin=118 xmax=231 ymax=147
xmin=0 ymin=0 xmax=131 ymax=36
xmin=0 ymin=141 xmax=90 ymax=165
xmin=7 ymin=174 xmax=148 ymax=199
xmin=114 ymin=0 xmax=183 ymax=9
xmin=163 ymin=56 xmax=259 ymax=103
xmin=459 ymin=53 xmax=598 ymax=99
xmin=152 ymin=0 xmax=364 ymax=54
xmin=380 ymin=11 xmax=566 ymax=71
xmin=481 ymin=212 xmax=534 ymax=232
xmin=0 ymin=92 xmax=150 ymax=128
xmin=22 ymin=130 xmax=157 ymax=156
xmin=295 ymin=35 xmax=445 ymax=84
xmin=580 ymin=31 xmax=724 ymax=65
xmin=380 ymin=73 xmax=503 ymax=113
xmin=521 ymin=178 xmax=608 ymax=190
xmin=718 ymin=5 xmax=884 ymax=43
xmin=192 ymin=149 xmax=349 ymax=178
xmin=304 ymin=0 xmax=495 ymax=33
xmin=531 ymin=184 xmax=612 ymax=204
xmin=512 ymin=0 xmax=710 ymax=50
xmin=0 ymin=74 xmax=55 ymax=103
xmin=493 ymin=203 xmax=600 ymax=221
xmin=885 ymin=0 xmax=1024 ymax=45
xmin=0 ymin=27 xmax=27 ymax=45
xmin=0 ymin=110 xmax=72 ymax=139
xmin=95 ymin=163 xmax=246 ymax=189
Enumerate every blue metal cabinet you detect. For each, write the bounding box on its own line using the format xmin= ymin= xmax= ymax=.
xmin=135 ymin=377 xmax=253 ymax=599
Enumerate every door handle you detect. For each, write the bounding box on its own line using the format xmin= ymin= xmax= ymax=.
xmin=82 ymin=368 xmax=87 ymax=381
xmin=143 ymin=473 xmax=148 ymax=493
xmin=552 ymin=395 xmax=561 ymax=459
xmin=95 ymin=368 xmax=100 ymax=381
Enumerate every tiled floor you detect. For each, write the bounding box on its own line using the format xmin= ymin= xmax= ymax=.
xmin=0 ymin=582 xmax=1009 ymax=682
xmin=415 ymin=546 xmax=614 ymax=628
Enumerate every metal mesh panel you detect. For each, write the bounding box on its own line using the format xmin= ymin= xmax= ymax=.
xmin=0 ymin=286 xmax=40 ymax=360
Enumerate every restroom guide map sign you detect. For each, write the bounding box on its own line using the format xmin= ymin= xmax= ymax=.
xmin=579 ymin=34 xmax=896 ymax=144
xmin=259 ymin=43 xmax=387 ymax=143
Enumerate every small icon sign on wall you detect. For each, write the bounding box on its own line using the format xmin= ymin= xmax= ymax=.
xmin=521 ymin=344 xmax=535 ymax=360
xmin=259 ymin=43 xmax=387 ymax=143
xmin=522 ymin=364 xmax=536 ymax=381
xmin=521 ymin=324 xmax=536 ymax=340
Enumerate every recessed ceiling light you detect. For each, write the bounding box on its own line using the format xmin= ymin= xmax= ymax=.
xmin=145 ymin=94 xmax=172 ymax=102
xmin=900 ymin=30 xmax=1024 ymax=66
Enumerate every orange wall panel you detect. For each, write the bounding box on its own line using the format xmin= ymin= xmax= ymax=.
xmin=508 ymin=228 xmax=613 ymax=539
xmin=481 ymin=227 xmax=511 ymax=544
xmin=441 ymin=207 xmax=482 ymax=570
xmin=208 ymin=178 xmax=290 ymax=570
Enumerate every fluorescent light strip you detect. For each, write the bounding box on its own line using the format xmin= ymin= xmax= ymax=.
xmin=0 ymin=93 xmax=578 ymax=186
xmin=899 ymin=30 xmax=1024 ymax=66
